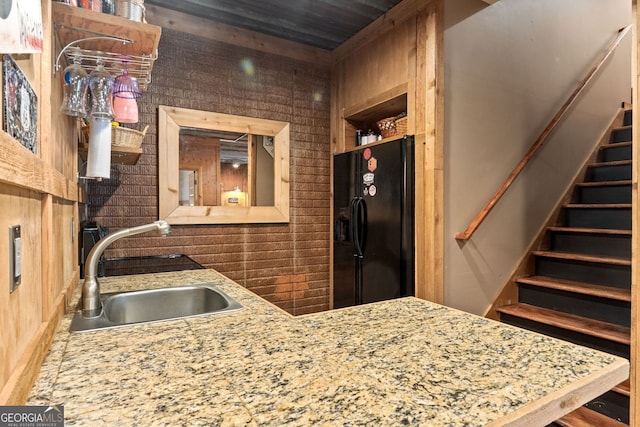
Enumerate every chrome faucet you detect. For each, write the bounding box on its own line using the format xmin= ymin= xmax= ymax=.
xmin=81 ymin=220 xmax=172 ymax=317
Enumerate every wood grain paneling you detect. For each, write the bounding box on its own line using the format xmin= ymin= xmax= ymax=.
xmin=0 ymin=185 xmax=42 ymax=395
xmin=0 ymin=132 xmax=78 ymax=200
xmin=338 ymin=20 xmax=413 ymax=112
xmin=0 ymin=0 xmax=80 ymax=403
xmin=179 ymin=135 xmax=221 ymax=206
xmin=414 ymin=1 xmax=444 ymax=304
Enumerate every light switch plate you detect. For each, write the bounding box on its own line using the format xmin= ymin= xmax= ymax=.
xmin=9 ymin=225 xmax=21 ymax=293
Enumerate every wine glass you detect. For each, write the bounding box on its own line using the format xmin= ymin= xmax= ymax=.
xmin=112 ymin=64 xmax=141 ymax=123
xmin=88 ymin=58 xmax=114 ymax=120
xmin=60 ymin=55 xmax=88 ymax=117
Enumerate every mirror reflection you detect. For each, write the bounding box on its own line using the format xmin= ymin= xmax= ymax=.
xmin=177 ymin=129 xmax=275 ymax=207
xmin=158 ymin=106 xmax=290 ymax=225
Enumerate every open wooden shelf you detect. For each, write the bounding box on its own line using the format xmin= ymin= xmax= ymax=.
xmin=342 ymin=133 xmax=409 ymax=153
xmin=52 ymin=3 xmax=161 ymax=56
xmin=342 ymin=86 xmax=408 ymax=151
xmin=52 ymin=2 xmax=162 ymax=88
xmin=78 ymin=142 xmax=142 ymax=165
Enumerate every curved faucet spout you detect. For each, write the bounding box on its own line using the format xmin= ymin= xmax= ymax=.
xmin=81 ymin=220 xmax=172 ymax=317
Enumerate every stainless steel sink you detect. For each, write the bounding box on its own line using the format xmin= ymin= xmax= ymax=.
xmin=70 ymin=284 xmax=242 ymax=332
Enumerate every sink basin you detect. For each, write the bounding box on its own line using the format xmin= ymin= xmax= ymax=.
xmin=70 ymin=284 xmax=242 ymax=332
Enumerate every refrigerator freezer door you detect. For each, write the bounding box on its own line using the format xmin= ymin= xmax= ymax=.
xmin=333 ymin=151 xmax=358 ymax=308
xmin=359 ymin=138 xmax=414 ymax=303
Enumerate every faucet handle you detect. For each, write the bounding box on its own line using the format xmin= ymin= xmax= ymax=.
xmin=155 ymin=220 xmax=171 ymax=236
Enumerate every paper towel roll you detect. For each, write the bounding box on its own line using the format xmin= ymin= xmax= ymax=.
xmin=86 ymin=118 xmax=112 ymax=179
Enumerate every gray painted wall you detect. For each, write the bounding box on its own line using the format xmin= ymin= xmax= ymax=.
xmin=443 ymin=0 xmax=631 ymax=314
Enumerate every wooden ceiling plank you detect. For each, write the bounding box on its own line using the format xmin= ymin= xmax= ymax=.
xmin=146 ymin=1 xmax=347 ymax=48
xmin=144 ymin=0 xmax=404 ymax=50
xmin=145 ymin=5 xmax=331 ymax=66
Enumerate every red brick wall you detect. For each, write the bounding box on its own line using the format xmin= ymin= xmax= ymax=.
xmin=87 ymin=29 xmax=331 ymax=315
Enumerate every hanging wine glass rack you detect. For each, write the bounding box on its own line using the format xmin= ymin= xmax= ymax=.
xmin=55 ymin=39 xmax=155 ymax=89
xmin=52 ymin=2 xmax=161 ymax=91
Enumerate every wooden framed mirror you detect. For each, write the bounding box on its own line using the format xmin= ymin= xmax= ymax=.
xmin=158 ymin=105 xmax=290 ymax=224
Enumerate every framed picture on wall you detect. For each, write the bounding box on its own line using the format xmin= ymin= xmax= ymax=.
xmin=2 ymin=54 xmax=38 ymax=154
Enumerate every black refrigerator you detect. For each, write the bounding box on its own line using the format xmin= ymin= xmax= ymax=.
xmin=333 ymin=136 xmax=415 ymax=308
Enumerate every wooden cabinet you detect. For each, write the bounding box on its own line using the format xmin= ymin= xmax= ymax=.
xmin=52 ymin=2 xmax=161 ymax=165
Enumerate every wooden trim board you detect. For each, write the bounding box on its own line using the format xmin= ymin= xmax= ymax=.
xmin=0 ymin=132 xmax=79 ymax=201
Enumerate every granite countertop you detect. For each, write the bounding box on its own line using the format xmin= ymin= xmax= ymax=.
xmin=28 ymin=269 xmax=628 ymax=426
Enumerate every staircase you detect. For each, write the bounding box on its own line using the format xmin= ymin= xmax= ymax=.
xmin=496 ymin=108 xmax=632 ymax=426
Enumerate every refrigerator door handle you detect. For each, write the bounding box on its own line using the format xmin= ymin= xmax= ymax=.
xmin=349 ymin=197 xmax=359 ymax=257
xmin=351 ymin=197 xmax=367 ymax=258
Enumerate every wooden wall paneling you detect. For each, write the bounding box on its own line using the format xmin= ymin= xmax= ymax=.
xmin=406 ymin=16 xmax=417 ymax=138
xmin=328 ymin=60 xmax=343 ymax=307
xmin=41 ymin=195 xmax=54 ymax=321
xmin=0 ymin=132 xmax=78 ymax=201
xmin=0 ymin=185 xmax=43 ymax=399
xmin=0 ymin=0 xmax=80 ymax=404
xmin=0 ymin=35 xmax=76 ymax=199
xmin=330 ymin=58 xmax=344 ymax=153
xmin=331 ymin=0 xmax=435 ymax=64
xmin=338 ymin=20 xmax=412 ymax=113
xmin=46 ymin=0 xmax=79 ymax=369
xmin=0 ymin=320 xmax=59 ymax=405
xmin=39 ymin=0 xmax=52 ymax=169
xmin=413 ymin=0 xmax=444 ymax=304
xmin=62 ymin=201 xmax=79 ymax=304
xmin=41 ymin=0 xmax=57 ymax=322
xmin=179 ymin=135 xmax=220 ymax=205
xmin=42 ymin=197 xmax=76 ymax=320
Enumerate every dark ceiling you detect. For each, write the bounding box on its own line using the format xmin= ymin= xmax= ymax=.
xmin=143 ymin=0 xmax=405 ymax=50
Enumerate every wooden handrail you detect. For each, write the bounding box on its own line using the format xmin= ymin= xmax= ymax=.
xmin=455 ymin=25 xmax=631 ymax=241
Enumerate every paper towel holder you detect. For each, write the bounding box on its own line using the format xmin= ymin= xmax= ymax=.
xmin=77 ymin=161 xmax=106 ymax=182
